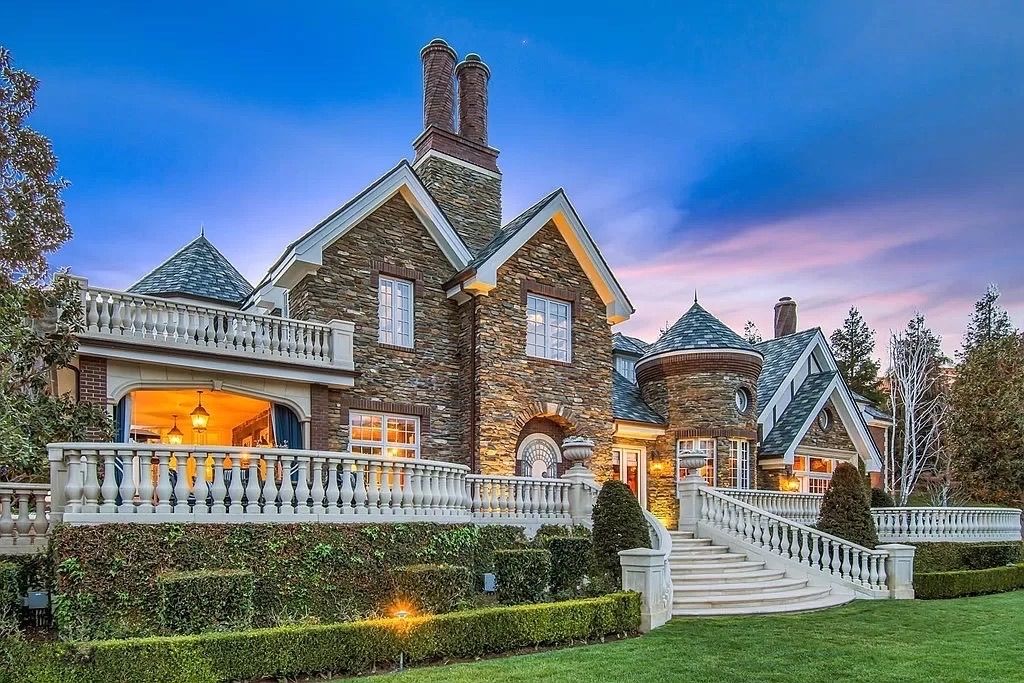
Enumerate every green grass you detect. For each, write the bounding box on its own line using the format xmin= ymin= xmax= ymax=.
xmin=361 ymin=591 xmax=1024 ymax=682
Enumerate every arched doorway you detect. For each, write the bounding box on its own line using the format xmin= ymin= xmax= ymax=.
xmin=516 ymin=433 xmax=562 ymax=478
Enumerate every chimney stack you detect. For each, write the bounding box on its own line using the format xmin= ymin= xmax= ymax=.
xmin=774 ymin=297 xmax=797 ymax=338
xmin=420 ymin=38 xmax=457 ymax=132
xmin=456 ymin=53 xmax=490 ymax=146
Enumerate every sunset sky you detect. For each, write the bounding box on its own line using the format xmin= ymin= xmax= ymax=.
xmin=7 ymin=2 xmax=1023 ymax=357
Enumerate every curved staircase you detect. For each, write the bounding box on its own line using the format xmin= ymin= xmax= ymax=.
xmin=669 ymin=530 xmax=855 ymax=616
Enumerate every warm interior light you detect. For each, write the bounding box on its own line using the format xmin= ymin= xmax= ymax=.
xmin=190 ymin=390 xmax=210 ymax=431
xmin=779 ymin=471 xmax=801 ymax=493
xmin=167 ymin=415 xmax=184 ymax=445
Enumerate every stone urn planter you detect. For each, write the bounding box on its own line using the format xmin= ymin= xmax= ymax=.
xmin=561 ymin=437 xmax=595 ymax=471
xmin=677 ymin=449 xmax=708 ymax=482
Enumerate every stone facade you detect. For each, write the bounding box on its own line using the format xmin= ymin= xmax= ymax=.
xmin=415 ymin=155 xmax=501 ymax=254
xmin=798 ymin=400 xmax=857 ymax=453
xmin=288 ymin=193 xmax=466 ymax=463
xmin=475 ymin=220 xmax=615 ymax=479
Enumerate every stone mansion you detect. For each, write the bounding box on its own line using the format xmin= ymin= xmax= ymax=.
xmin=64 ymin=39 xmax=889 ymax=528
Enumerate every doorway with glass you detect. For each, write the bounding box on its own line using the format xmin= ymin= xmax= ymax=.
xmin=611 ymin=446 xmax=647 ymax=508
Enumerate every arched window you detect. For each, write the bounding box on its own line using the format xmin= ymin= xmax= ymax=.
xmin=517 ymin=434 xmax=561 ymax=478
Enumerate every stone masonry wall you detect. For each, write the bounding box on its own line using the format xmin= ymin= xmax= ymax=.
xmin=415 ymin=156 xmax=500 ymax=254
xmin=289 ymin=193 xmax=466 ymax=464
xmin=798 ymin=399 xmax=858 ymax=452
xmin=475 ymin=220 xmax=614 ymax=479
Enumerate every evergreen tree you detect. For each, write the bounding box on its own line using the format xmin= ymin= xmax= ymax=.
xmin=0 ymin=47 xmax=110 ymax=479
xmin=830 ymin=307 xmax=883 ymax=403
xmin=961 ymin=284 xmax=1015 ymax=356
xmin=743 ymin=320 xmax=762 ymax=344
xmin=816 ymin=463 xmax=879 ymax=548
xmin=591 ymin=481 xmax=650 ymax=587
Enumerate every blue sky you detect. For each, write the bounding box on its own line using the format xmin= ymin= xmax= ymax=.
xmin=6 ymin=1 xmax=1023 ymax=355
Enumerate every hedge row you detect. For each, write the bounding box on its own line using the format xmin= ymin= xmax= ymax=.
xmin=915 ymin=563 xmax=1024 ymax=599
xmin=158 ymin=570 xmax=255 ymax=635
xmin=6 ymin=592 xmax=641 ymax=683
xmin=912 ymin=542 xmax=1022 ymax=573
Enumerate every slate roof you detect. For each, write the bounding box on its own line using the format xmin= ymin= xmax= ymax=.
xmin=613 ymin=332 xmax=650 ymax=356
xmin=851 ymin=390 xmax=893 ymax=422
xmin=129 ymin=235 xmax=253 ymax=307
xmin=640 ymin=302 xmax=757 ymax=360
xmin=612 ymin=370 xmax=665 ymax=425
xmin=467 ymin=189 xmax=561 ymax=267
xmin=754 ymin=328 xmax=820 ymax=412
xmin=760 ymin=371 xmax=837 ymax=456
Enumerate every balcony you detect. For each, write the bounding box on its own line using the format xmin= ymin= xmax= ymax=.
xmin=72 ymin=277 xmax=355 ymax=387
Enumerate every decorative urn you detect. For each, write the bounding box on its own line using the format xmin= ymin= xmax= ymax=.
xmin=561 ymin=436 xmax=595 ymax=471
xmin=677 ymin=449 xmax=708 ymax=482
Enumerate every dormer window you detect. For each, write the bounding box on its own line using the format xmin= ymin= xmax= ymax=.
xmin=526 ymin=293 xmax=571 ymax=362
xmin=378 ymin=275 xmax=414 ymax=348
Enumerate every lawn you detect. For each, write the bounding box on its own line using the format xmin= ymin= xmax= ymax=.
xmin=363 ymin=591 xmax=1024 ymax=682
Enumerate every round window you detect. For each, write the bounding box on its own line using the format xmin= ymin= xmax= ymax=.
xmin=817 ymin=409 xmax=832 ymax=431
xmin=735 ymin=388 xmax=750 ymax=413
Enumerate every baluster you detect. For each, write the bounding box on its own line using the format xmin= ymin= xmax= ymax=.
xmin=850 ymin=549 xmax=862 ymax=584
xmin=310 ymin=456 xmax=326 ymax=514
xmin=172 ymin=453 xmax=189 ymax=514
xmin=378 ymin=463 xmax=393 ymax=515
xmin=471 ymin=478 xmax=482 ymax=516
xmin=352 ymin=462 xmax=367 ymax=514
xmin=875 ymin=553 xmax=887 ymax=588
xmin=339 ymin=459 xmax=355 ymax=514
xmin=366 ymin=462 xmax=381 ymax=514
xmin=841 ymin=545 xmax=852 ymax=580
xmin=439 ymin=469 xmax=453 ymax=514
xmin=768 ymin=521 xmax=780 ymax=553
xmin=86 ymin=292 xmax=100 ymax=331
xmin=325 ymin=459 xmax=340 ymax=515
xmin=411 ymin=464 xmax=426 ymax=515
xmin=261 ymin=454 xmax=280 ymax=515
xmin=245 ymin=455 xmax=262 ymax=514
xmin=227 ymin=455 xmax=244 ymax=515
xmin=859 ymin=551 xmax=870 ymax=586
xmin=0 ymin=493 xmax=13 ymax=540
xmin=32 ymin=491 xmax=49 ymax=538
xmin=278 ymin=454 xmax=295 ymax=515
xmin=99 ymin=450 xmax=118 ymax=514
xmin=789 ymin=523 xmax=801 ymax=559
xmin=294 ymin=455 xmax=311 ymax=515
xmin=210 ymin=452 xmax=228 ymax=514
xmin=82 ymin=450 xmax=101 ymax=513
xmin=402 ymin=463 xmax=416 ymax=513
xmin=192 ymin=454 xmax=209 ymax=515
xmin=154 ymin=451 xmax=172 ymax=513
xmin=14 ymin=494 xmax=31 ymax=539
xmin=117 ymin=449 xmax=136 ymax=513
xmin=130 ymin=452 xmax=154 ymax=514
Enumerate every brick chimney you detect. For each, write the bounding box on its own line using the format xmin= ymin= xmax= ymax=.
xmin=413 ymin=39 xmax=501 ymax=255
xmin=774 ymin=297 xmax=797 ymax=338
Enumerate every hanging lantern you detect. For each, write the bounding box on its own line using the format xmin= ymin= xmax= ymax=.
xmin=190 ymin=390 xmax=210 ymax=431
xmin=167 ymin=415 xmax=184 ymax=445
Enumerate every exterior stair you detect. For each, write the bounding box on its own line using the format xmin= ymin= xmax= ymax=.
xmin=668 ymin=530 xmax=855 ymax=616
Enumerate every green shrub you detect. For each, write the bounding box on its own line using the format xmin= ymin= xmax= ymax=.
xmin=0 ymin=563 xmax=20 ymax=636
xmin=494 ymin=549 xmax=550 ymax=604
xmin=913 ymin=542 xmax=1023 ymax=572
xmin=533 ymin=524 xmax=591 ymax=547
xmin=915 ymin=563 xmax=1024 ymax=599
xmin=158 ymin=569 xmax=254 ymax=635
xmin=391 ymin=564 xmax=471 ymax=614
xmin=592 ymin=481 xmax=650 ymax=586
xmin=7 ymin=593 xmax=641 ymax=683
xmin=816 ymin=463 xmax=878 ymax=548
xmin=50 ymin=522 xmax=483 ymax=640
xmin=473 ymin=525 xmax=528 ymax=580
xmin=547 ymin=537 xmax=592 ymax=593
xmin=870 ymin=488 xmax=896 ymax=507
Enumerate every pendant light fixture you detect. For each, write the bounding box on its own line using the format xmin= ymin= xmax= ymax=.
xmin=167 ymin=415 xmax=184 ymax=445
xmin=190 ymin=390 xmax=210 ymax=431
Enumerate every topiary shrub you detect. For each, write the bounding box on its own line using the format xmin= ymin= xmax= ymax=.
xmin=547 ymin=537 xmax=592 ymax=594
xmin=157 ymin=569 xmax=254 ymax=635
xmin=0 ymin=562 xmax=20 ymax=636
xmin=915 ymin=563 xmax=1024 ymax=599
xmin=870 ymin=488 xmax=896 ymax=507
xmin=816 ymin=462 xmax=879 ymax=548
xmin=391 ymin=564 xmax=472 ymax=614
xmin=473 ymin=526 xmax=528 ymax=582
xmin=592 ymin=480 xmax=650 ymax=586
xmin=533 ymin=524 xmax=591 ymax=547
xmin=494 ymin=549 xmax=550 ymax=605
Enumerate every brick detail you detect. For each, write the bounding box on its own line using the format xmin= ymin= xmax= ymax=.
xmin=369 ymin=259 xmax=424 ymax=292
xmin=78 ymin=355 xmax=109 ymax=440
xmin=310 ymin=384 xmax=331 ymax=450
xmin=515 ymin=417 xmax=568 ymax=476
xmin=636 ymin=352 xmax=762 ymax=385
xmin=414 ymin=126 xmax=499 ymax=173
xmin=514 ymin=401 xmax=576 ymax=430
xmin=456 ymin=56 xmax=490 ymax=146
xmin=414 ymin=153 xmax=501 ymax=254
xmin=420 ymin=40 xmax=456 ymax=132
xmin=520 ymin=278 xmax=581 ymax=319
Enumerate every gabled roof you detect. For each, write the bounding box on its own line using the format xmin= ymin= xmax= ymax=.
xmin=759 ymin=371 xmax=837 ymax=456
xmin=851 ymin=390 xmax=893 ymax=422
xmin=129 ymin=235 xmax=253 ymax=306
xmin=612 ymin=370 xmax=665 ymax=425
xmin=446 ymin=189 xmax=634 ymax=324
xmin=613 ymin=332 xmax=650 ymax=356
xmin=639 ymin=302 xmax=758 ymax=362
xmin=755 ymin=328 xmax=820 ymax=411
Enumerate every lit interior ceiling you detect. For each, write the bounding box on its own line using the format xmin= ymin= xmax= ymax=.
xmin=130 ymin=389 xmax=269 ymax=444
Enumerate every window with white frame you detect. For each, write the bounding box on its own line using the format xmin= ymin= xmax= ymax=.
xmin=348 ymin=411 xmax=419 ymax=459
xmin=614 ymin=355 xmax=637 ymax=382
xmin=378 ymin=276 xmax=413 ymax=348
xmin=517 ymin=434 xmax=560 ymax=478
xmin=728 ymin=439 xmax=751 ymax=489
xmin=526 ymin=293 xmax=571 ymax=362
xmin=792 ymin=455 xmax=836 ymax=493
xmin=677 ymin=438 xmax=716 ymax=483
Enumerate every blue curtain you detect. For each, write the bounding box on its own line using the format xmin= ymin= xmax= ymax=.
xmin=114 ymin=396 xmax=130 ymax=502
xmin=272 ymin=404 xmax=302 ymax=450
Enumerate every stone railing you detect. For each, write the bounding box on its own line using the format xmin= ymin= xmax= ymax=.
xmin=619 ymin=508 xmax=673 ymax=632
xmin=720 ymin=488 xmax=1022 ymax=543
xmin=0 ymin=483 xmax=51 ymax=555
xmin=75 ymin=279 xmax=354 ymax=370
xmin=466 ymin=475 xmax=572 ymax=529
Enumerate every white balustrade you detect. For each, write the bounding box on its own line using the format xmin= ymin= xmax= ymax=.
xmin=76 ymin=282 xmax=352 ymax=368
xmin=466 ymin=475 xmax=572 ymax=526
xmin=0 ymin=483 xmax=51 ymax=553
xmin=720 ymin=488 xmax=823 ymax=525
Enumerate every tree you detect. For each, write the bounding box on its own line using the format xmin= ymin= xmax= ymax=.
xmin=830 ymin=307 xmax=883 ymax=404
xmin=961 ymin=283 xmax=1015 ymax=356
xmin=591 ymin=481 xmax=649 ymax=587
xmin=885 ymin=314 xmax=948 ymax=504
xmin=816 ymin=463 xmax=878 ymax=548
xmin=0 ymin=47 xmax=109 ymax=480
xmin=742 ymin=320 xmax=762 ymax=344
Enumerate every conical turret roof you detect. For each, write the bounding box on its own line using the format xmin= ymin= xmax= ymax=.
xmin=129 ymin=235 xmax=253 ymax=307
xmin=640 ymin=302 xmax=758 ymax=360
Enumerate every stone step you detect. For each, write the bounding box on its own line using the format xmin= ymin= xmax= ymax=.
xmin=669 ymin=560 xmax=767 ymax=574
xmin=671 ymin=568 xmax=787 ymax=584
xmin=669 ymin=545 xmax=731 ymax=555
xmin=672 ymin=577 xmax=808 ymax=596
xmin=670 ymin=537 xmax=711 ymax=546
xmin=672 ymin=590 xmax=855 ymax=617
xmin=668 ymin=531 xmax=695 ymax=539
xmin=669 ymin=552 xmax=747 ymax=565
xmin=672 ymin=584 xmax=833 ymax=610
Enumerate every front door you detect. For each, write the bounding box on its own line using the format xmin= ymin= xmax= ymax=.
xmin=612 ymin=447 xmax=647 ymax=508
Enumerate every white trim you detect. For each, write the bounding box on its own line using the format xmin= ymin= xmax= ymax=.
xmin=525 ymin=292 xmax=572 ymax=362
xmin=635 ymin=346 xmax=763 ymax=370
xmin=756 ymin=331 xmax=824 ymax=424
xmin=377 ymin=275 xmax=414 ymax=348
xmin=348 ymin=410 xmax=421 ymax=459
xmin=454 ymin=191 xmax=634 ymax=324
xmin=611 ymin=445 xmax=647 ymax=509
xmin=412 ymin=149 xmax=502 ymax=180
xmin=613 ymin=421 xmax=666 ymax=440
xmin=516 ymin=433 xmax=562 ymax=477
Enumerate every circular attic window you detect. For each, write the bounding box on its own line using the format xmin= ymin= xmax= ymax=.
xmin=735 ymin=388 xmax=750 ymax=413
xmin=817 ymin=409 xmax=832 ymax=431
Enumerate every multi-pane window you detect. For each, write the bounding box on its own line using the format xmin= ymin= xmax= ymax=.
xmin=526 ymin=294 xmax=571 ymax=362
xmin=792 ymin=455 xmax=836 ymax=493
xmin=349 ymin=411 xmax=419 ymax=459
xmin=615 ymin=355 xmax=637 ymax=382
xmin=677 ymin=438 xmax=716 ymax=483
xmin=378 ymin=276 xmax=413 ymax=348
xmin=518 ymin=436 xmax=559 ymax=478
xmin=728 ymin=439 xmax=751 ymax=489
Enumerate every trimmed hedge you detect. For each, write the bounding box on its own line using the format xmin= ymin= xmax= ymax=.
xmin=49 ymin=522 xmax=525 ymax=640
xmin=915 ymin=563 xmax=1024 ymax=599
xmin=592 ymin=481 xmax=650 ymax=586
xmin=6 ymin=592 xmax=641 ymax=683
xmin=547 ymin=537 xmax=592 ymax=593
xmin=392 ymin=564 xmax=471 ymax=614
xmin=158 ymin=569 xmax=254 ymax=635
xmin=817 ymin=463 xmax=878 ymax=548
xmin=0 ymin=562 xmax=19 ymax=635
xmin=913 ymin=542 xmax=1022 ymax=573
xmin=495 ymin=549 xmax=550 ymax=605
xmin=473 ymin=526 xmax=528 ymax=581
